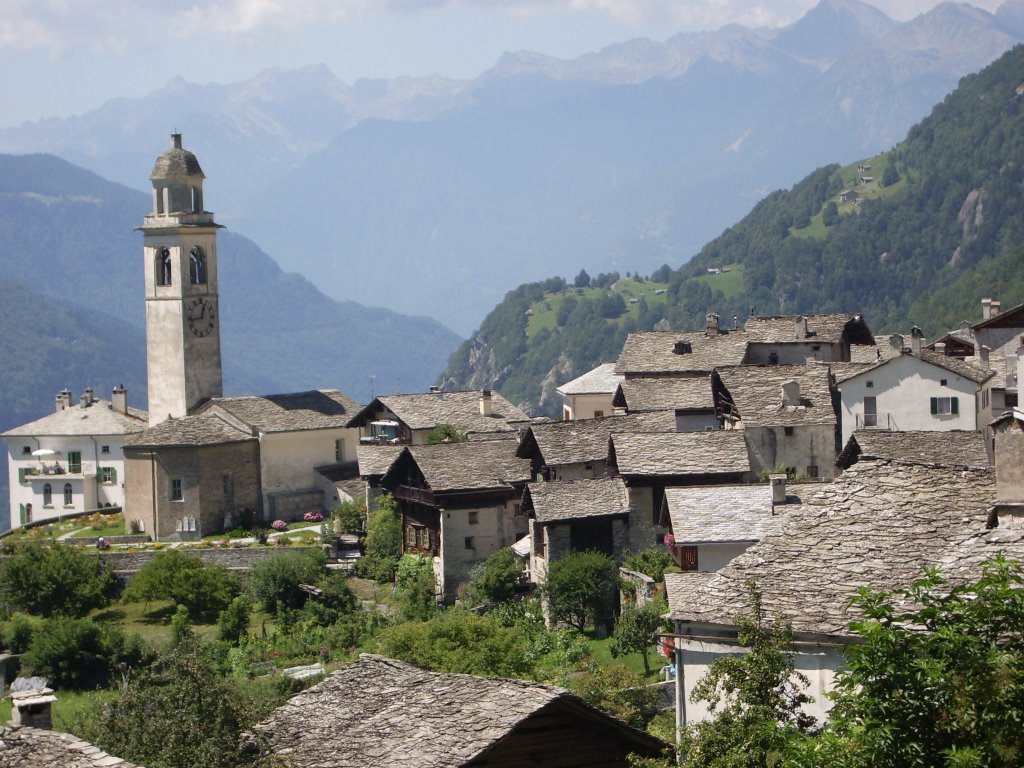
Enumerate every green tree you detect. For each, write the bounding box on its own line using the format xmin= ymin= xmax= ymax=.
xmin=377 ymin=609 xmax=533 ymax=678
xmin=90 ymin=638 xmax=254 ymax=768
xmin=469 ymin=548 xmax=522 ymax=604
xmin=611 ymin=600 xmax=667 ymax=675
xmin=122 ymin=549 xmax=240 ymax=620
xmin=22 ymin=617 xmax=150 ymax=689
xmin=569 ymin=664 xmax=661 ymax=729
xmin=623 ymin=547 xmax=672 ymax=583
xmin=329 ymin=498 xmax=366 ymax=535
xmin=574 ymin=269 xmax=592 ymax=288
xmin=217 ymin=595 xmax=252 ymax=644
xmin=0 ymin=541 xmax=115 ymax=617
xmin=543 ymin=550 xmax=618 ymax=631
xmin=822 ymin=201 xmax=839 ymax=227
xmin=797 ymin=556 xmax=1024 ymax=768
xmin=425 ymin=423 xmax=469 ymax=444
xmin=356 ymin=493 xmax=403 ymax=583
xmin=882 ymin=162 xmax=900 ymax=187
xmin=395 ymin=554 xmax=438 ymax=622
xmin=248 ymin=548 xmax=327 ymax=615
xmin=679 ymin=582 xmax=815 ymax=768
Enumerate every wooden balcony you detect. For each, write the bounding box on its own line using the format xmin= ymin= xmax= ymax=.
xmin=395 ymin=484 xmax=434 ymax=506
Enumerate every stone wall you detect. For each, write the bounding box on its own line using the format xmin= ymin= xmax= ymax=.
xmin=99 ymin=545 xmax=324 ymax=576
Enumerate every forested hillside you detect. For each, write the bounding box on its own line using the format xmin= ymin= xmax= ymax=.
xmin=444 ymin=45 xmax=1024 ymax=415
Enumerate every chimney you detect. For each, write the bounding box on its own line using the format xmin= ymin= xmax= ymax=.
xmin=934 ymin=342 xmax=946 ymax=356
xmin=10 ymin=678 xmax=56 ymax=729
xmin=429 ymin=385 xmax=441 ymax=394
xmin=55 ymin=394 xmax=64 ymax=413
xmin=112 ymin=385 xmax=128 ymax=415
xmin=982 ymin=297 xmax=993 ymax=320
xmin=960 ymin=321 xmax=972 ymax=337
xmin=172 ymin=132 xmax=183 ymax=149
xmin=733 ymin=315 xmax=739 ymax=331
xmin=79 ymin=393 xmax=90 ymax=409
xmin=979 ymin=345 xmax=991 ymax=371
xmin=84 ymin=387 xmax=94 ymax=404
xmin=749 ymin=305 xmax=756 ymax=319
xmin=889 ymin=334 xmax=904 ymax=354
xmin=61 ymin=388 xmax=73 ymax=410
xmin=705 ymin=312 xmax=720 ymax=336
xmin=992 ymin=300 xmax=1002 ymax=317
xmin=781 ymin=380 xmax=801 ymax=406
xmin=910 ymin=326 xmax=924 ymax=356
xmin=795 ymin=315 xmax=809 ymax=339
xmin=480 ymin=388 xmax=493 ymax=417
xmin=769 ymin=473 xmax=788 ymax=506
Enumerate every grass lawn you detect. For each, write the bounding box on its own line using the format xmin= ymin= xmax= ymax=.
xmin=585 ymin=630 xmax=662 ymax=681
xmin=693 ymin=264 xmax=745 ymax=299
xmin=526 ymin=280 xmax=669 ymax=339
xmin=90 ymin=600 xmax=221 ymax=647
xmin=0 ymin=688 xmax=119 ymax=733
xmin=71 ymin=514 xmax=126 ymax=539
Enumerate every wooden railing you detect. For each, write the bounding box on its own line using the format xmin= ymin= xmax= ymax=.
xmin=395 ymin=484 xmax=434 ymax=505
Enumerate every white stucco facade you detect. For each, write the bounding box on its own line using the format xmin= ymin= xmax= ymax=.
xmin=838 ymin=354 xmax=983 ymax=447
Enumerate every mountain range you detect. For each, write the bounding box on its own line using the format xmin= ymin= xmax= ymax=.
xmin=1 ymin=0 xmax=1022 ymax=334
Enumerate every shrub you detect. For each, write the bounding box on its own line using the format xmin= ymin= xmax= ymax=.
xmin=0 ymin=541 xmax=116 ymax=617
xmin=22 ymin=617 xmax=151 ymax=689
xmin=248 ymin=549 xmax=327 ymax=615
xmin=217 ymin=595 xmax=252 ymax=644
xmin=330 ymin=499 xmax=366 ymax=535
xmin=425 ymin=423 xmax=468 ymax=444
xmin=122 ymin=549 xmax=241 ymax=620
xmin=303 ymin=511 xmax=324 ymax=522
xmin=542 ymin=550 xmax=618 ymax=631
xmin=396 ymin=555 xmax=438 ymax=622
xmin=355 ymin=493 xmax=402 ymax=583
xmin=271 ymin=520 xmax=288 ymax=531
xmin=569 ymin=664 xmax=661 ymax=728
xmin=468 ymin=548 xmax=522 ymax=604
xmin=1 ymin=612 xmax=42 ymax=653
xmin=623 ymin=548 xmax=673 ymax=583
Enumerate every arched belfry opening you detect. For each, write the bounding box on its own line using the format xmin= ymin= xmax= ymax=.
xmin=150 ymin=133 xmax=206 ymax=216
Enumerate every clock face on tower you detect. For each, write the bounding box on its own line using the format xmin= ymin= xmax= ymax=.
xmin=187 ymin=297 xmax=216 ymax=337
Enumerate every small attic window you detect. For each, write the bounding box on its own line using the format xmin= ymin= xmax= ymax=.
xmin=940 ymin=379 xmax=948 ymax=386
xmin=673 ymin=341 xmax=692 ymax=355
xmin=866 ymin=381 xmax=874 ymax=388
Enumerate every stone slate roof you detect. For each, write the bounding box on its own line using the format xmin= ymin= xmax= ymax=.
xmin=615 ymin=331 xmax=749 ymax=376
xmin=614 ymin=376 xmax=714 ymax=412
xmin=525 ymin=477 xmax=629 ymax=523
xmin=557 ymin=362 xmax=624 ymax=395
xmin=349 ymin=390 xmax=530 ymax=434
xmin=150 ymin=135 xmax=204 ymax=180
xmin=356 ymin=445 xmax=404 ymax=478
xmin=665 ymin=485 xmax=786 ymax=544
xmin=665 ymin=460 xmax=999 ymax=637
xmin=0 ymin=726 xmax=141 ymax=768
xmin=395 ymin=440 xmax=532 ymax=492
xmin=838 ymin=430 xmax=990 ymax=470
xmin=611 ymin=431 xmax=750 ymax=476
xmin=830 ymin=361 xmax=879 ymax=382
xmin=744 ymin=313 xmax=874 ymax=345
xmin=518 ymin=412 xmax=675 ymax=467
xmin=316 ymin=461 xmax=365 ymax=501
xmin=971 ymin=300 xmax=1024 ymax=331
xmin=716 ymin=363 xmax=836 ymax=426
xmin=241 ymin=654 xmax=664 ymax=768
xmin=200 ymin=389 xmax=360 ymax=433
xmin=123 ymin=414 xmax=256 ymax=448
xmin=3 ymin=399 xmax=148 ymax=438
xmin=835 ymin=350 xmax=992 ymax=386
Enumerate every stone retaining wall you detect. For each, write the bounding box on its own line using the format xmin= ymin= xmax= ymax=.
xmin=100 ymin=545 xmax=325 ymax=575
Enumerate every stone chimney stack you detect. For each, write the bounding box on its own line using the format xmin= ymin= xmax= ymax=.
xmin=429 ymin=385 xmax=441 ymax=394
xmin=84 ymin=387 xmax=94 ymax=404
xmin=705 ymin=312 xmax=720 ymax=336
xmin=992 ymin=300 xmax=1003 ymax=317
xmin=960 ymin=321 xmax=972 ymax=337
xmin=982 ymin=297 xmax=993 ymax=320
xmin=979 ymin=345 xmax=991 ymax=371
xmin=934 ymin=342 xmax=946 ymax=356
xmin=769 ymin=473 xmax=788 ymax=507
xmin=55 ymin=393 xmax=65 ymax=413
xmin=480 ymin=388 xmax=493 ymax=417
xmin=889 ymin=334 xmax=904 ymax=354
xmin=112 ymin=385 xmax=128 ymax=415
xmin=781 ymin=380 xmax=801 ymax=407
xmin=795 ymin=315 xmax=809 ymax=338
xmin=79 ymin=393 xmax=90 ymax=409
xmin=910 ymin=326 xmax=924 ymax=356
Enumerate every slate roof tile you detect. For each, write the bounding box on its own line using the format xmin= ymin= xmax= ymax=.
xmin=0 ymin=727 xmax=140 ymax=768
xmin=519 ymin=412 xmax=675 ymax=467
xmin=839 ymin=430 xmax=990 ymax=469
xmin=717 ymin=363 xmax=836 ymax=426
xmin=3 ymin=400 xmax=148 ymax=438
xmin=744 ymin=313 xmax=874 ymax=345
xmin=614 ymin=376 xmax=715 ymax=412
xmin=350 ymin=391 xmax=530 ymax=434
xmin=123 ymin=414 xmax=255 ymax=448
xmin=665 ymin=485 xmax=791 ymax=544
xmin=525 ymin=477 xmax=629 ymax=523
xmin=402 ymin=440 xmax=532 ymax=491
xmin=556 ymin=363 xmax=624 ymax=395
xmin=615 ymin=331 xmax=749 ymax=375
xmin=201 ymin=389 xmax=360 ymax=432
xmin=612 ymin=431 xmax=750 ymax=476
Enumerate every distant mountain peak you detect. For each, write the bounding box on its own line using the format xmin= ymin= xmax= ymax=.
xmin=771 ymin=0 xmax=895 ymax=66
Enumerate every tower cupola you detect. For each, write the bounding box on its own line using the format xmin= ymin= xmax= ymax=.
xmin=149 ymin=133 xmax=208 ymax=218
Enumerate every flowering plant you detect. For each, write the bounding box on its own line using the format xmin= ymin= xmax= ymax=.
xmin=663 ymin=532 xmax=675 ymax=548
xmin=271 ymin=519 xmax=288 ymax=531
xmin=303 ymin=511 xmax=325 ymax=522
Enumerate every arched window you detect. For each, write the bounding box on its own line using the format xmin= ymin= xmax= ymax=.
xmin=43 ymin=483 xmax=52 ymax=506
xmin=63 ymin=483 xmax=73 ymax=506
xmin=158 ymin=247 xmax=173 ymax=286
xmin=189 ymin=246 xmax=206 ymax=284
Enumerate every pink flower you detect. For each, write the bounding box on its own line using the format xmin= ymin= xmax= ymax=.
xmin=663 ymin=533 xmax=675 ymax=548
xmin=271 ymin=519 xmax=287 ymax=531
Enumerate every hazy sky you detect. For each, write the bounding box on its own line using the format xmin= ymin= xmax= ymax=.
xmin=0 ymin=0 xmax=1002 ymax=127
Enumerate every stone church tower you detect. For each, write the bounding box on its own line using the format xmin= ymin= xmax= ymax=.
xmin=140 ymin=134 xmax=224 ymax=426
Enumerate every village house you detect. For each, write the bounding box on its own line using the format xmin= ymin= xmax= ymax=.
xmin=743 ymin=313 xmax=875 ymax=365
xmin=556 ymin=361 xmax=624 ymax=420
xmin=714 ymin=362 xmax=838 ymax=479
xmin=3 ymin=387 xmax=146 ymax=529
xmin=660 ymin=474 xmax=796 ymax=573
xmin=611 ymin=376 xmax=718 ymax=431
xmin=664 ymin=457 xmax=1007 ymax=725
xmin=378 ymin=440 xmax=531 ymax=597
xmin=831 ymin=341 xmax=991 ymax=447
xmin=240 ymin=654 xmax=666 ymax=767
xmin=516 ymin=411 xmax=674 ymax=482
xmin=615 ymin=318 xmax=749 ymax=379
xmin=347 ymin=388 xmax=530 ymax=445
xmin=608 ymin=430 xmax=752 ymax=550
xmin=522 ymin=476 xmax=633 ymax=590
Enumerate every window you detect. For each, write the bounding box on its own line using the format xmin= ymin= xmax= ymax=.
xmin=21 ymin=445 xmax=30 ymax=455
xmin=406 ymin=525 xmax=416 ymax=547
xmin=100 ymin=467 xmax=114 ymax=484
xmin=170 ymin=478 xmax=183 ymax=501
xmin=63 ymin=483 xmax=73 ymax=506
xmin=158 ymin=247 xmax=172 ymax=286
xmin=101 ymin=445 xmax=110 ymax=454
xmin=864 ymin=396 xmax=878 ymax=427
xmin=335 ymin=439 xmax=345 ymax=462
xmin=563 ymin=407 xmax=571 ymax=420
xmin=866 ymin=380 xmax=874 ymax=389
xmin=930 ymin=396 xmax=959 ymax=416
xmin=43 ymin=483 xmax=52 ymax=506
xmin=464 ymin=536 xmax=475 ymax=550
xmin=189 ymin=246 xmax=207 ymax=284
xmin=468 ymin=511 xmax=479 ymax=525
xmin=807 ymin=465 xmax=819 ymax=479
xmin=1008 ymin=393 xmax=1020 ymax=408
xmin=677 ymin=545 xmax=698 ymax=572
xmin=940 ymin=378 xmax=948 ymax=386
xmin=784 ymin=426 xmax=795 ymax=436
xmin=593 ymin=410 xmax=605 ymax=418
xmin=67 ymin=451 xmax=81 ymax=474
xmin=25 ymin=504 xmax=32 ymax=523
xmin=222 ymin=472 xmax=233 ymax=496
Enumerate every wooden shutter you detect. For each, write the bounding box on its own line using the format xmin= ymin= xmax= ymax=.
xmin=18 ymin=468 xmax=26 ymax=484
xmin=111 ymin=468 xmax=117 ymax=484
xmin=930 ymin=397 xmax=938 ymax=414
xmin=19 ymin=504 xmax=25 ymax=525
xmin=951 ymin=397 xmax=959 ymax=415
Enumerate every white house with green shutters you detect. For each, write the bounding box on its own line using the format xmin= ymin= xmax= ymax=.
xmin=2 ymin=387 xmax=147 ymax=529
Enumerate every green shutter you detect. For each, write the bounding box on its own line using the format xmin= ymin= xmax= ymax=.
xmin=111 ymin=467 xmax=117 ymax=485
xmin=951 ymin=397 xmax=959 ymax=415
xmin=930 ymin=397 xmax=938 ymax=415
xmin=19 ymin=504 xmax=25 ymax=526
xmin=96 ymin=467 xmax=103 ymax=480
xmin=18 ymin=468 xmax=26 ymax=484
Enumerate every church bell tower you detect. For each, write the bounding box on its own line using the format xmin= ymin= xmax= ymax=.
xmin=140 ymin=133 xmax=224 ymax=426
